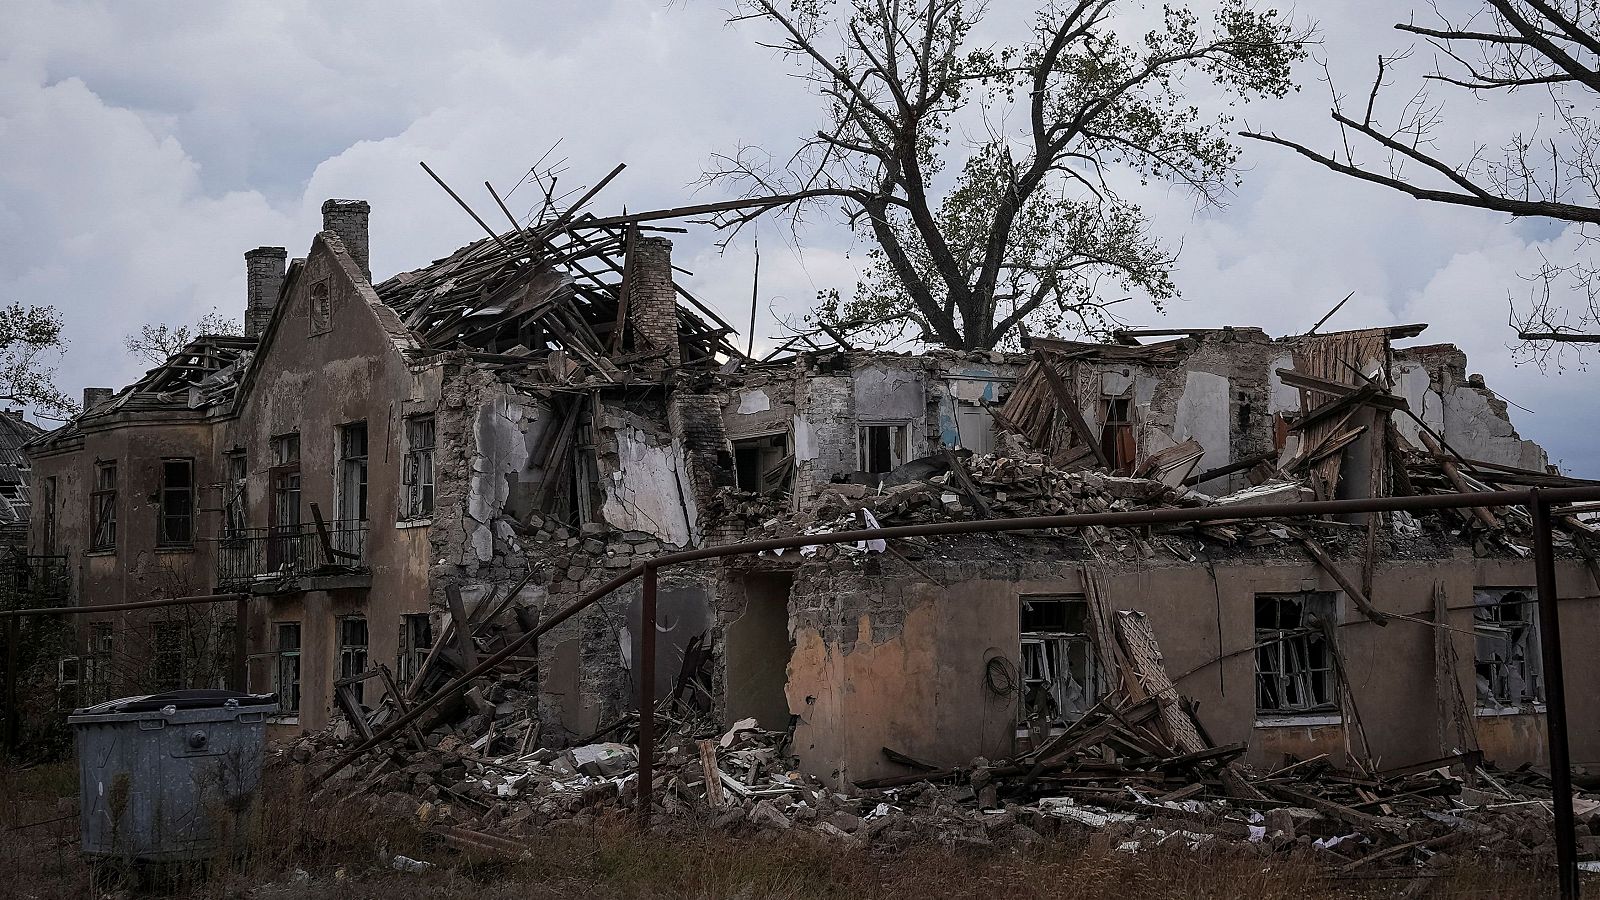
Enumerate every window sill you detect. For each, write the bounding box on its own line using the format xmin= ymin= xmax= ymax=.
xmin=85 ymin=549 xmax=116 ymax=557
xmin=1476 ymin=705 xmax=1546 ymax=717
xmin=1255 ymin=713 xmax=1342 ymax=728
xmin=154 ymin=545 xmax=196 ymax=554
xmin=394 ymin=518 xmax=433 ymax=530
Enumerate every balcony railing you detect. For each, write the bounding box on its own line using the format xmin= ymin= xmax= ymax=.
xmin=215 ymin=520 xmax=368 ymax=588
xmin=2 ymin=554 xmax=69 ymax=605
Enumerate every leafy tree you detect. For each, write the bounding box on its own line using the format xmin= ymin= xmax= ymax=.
xmin=123 ymin=310 xmax=242 ymax=367
xmin=0 ymin=304 xmax=75 ymax=421
xmin=1240 ymin=2 xmax=1600 ymax=361
xmin=705 ymin=0 xmax=1309 ymax=350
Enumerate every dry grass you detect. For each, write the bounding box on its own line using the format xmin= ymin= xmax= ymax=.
xmin=0 ymin=760 xmax=1579 ymax=899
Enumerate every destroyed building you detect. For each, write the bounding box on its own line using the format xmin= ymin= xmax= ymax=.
xmin=25 ymin=194 xmax=1600 ymax=790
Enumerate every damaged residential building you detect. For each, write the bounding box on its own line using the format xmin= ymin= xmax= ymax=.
xmin=26 ymin=193 xmax=1600 ymax=787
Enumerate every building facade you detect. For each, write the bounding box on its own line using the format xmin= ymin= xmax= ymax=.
xmin=28 ymin=198 xmax=1600 ymax=784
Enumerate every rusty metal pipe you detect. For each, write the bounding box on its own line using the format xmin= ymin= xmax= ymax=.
xmin=0 ymin=592 xmax=247 ymax=619
xmin=647 ymin=485 xmax=1600 ymax=568
xmin=1532 ymin=489 xmax=1580 ymax=899
xmin=638 ymin=564 xmax=657 ymax=828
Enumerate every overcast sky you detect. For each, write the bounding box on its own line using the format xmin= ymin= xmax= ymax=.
xmin=6 ymin=1 xmax=1598 ymax=473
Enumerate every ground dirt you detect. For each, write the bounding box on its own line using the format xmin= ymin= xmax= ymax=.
xmin=0 ymin=761 xmax=1585 ymax=899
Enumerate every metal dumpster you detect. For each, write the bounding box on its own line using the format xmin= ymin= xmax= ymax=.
xmin=69 ymin=689 xmax=277 ymax=862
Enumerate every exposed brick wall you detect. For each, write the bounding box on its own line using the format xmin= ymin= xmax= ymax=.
xmin=794 ymin=374 xmax=856 ymax=510
xmin=243 ymin=246 xmax=287 ymax=339
xmin=626 ymin=236 xmax=679 ymax=368
xmin=320 ymin=199 xmax=371 ymax=281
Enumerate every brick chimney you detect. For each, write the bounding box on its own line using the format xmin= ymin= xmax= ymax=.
xmin=627 ymin=236 xmax=679 ymax=368
xmin=244 ymin=246 xmax=288 ymax=339
xmin=320 ymin=199 xmax=371 ymax=281
xmin=82 ymin=388 xmax=113 ymax=412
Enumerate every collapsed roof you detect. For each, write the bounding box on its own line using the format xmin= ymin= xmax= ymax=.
xmin=375 ymin=215 xmax=741 ymax=374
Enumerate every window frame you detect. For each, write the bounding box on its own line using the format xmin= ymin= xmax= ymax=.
xmin=269 ymin=434 xmax=302 ymax=567
xmin=150 ymin=620 xmax=185 ymax=692
xmin=1018 ymin=593 xmax=1103 ymax=731
xmin=309 ymin=279 xmax=333 ymax=335
xmin=1254 ymin=592 xmax=1340 ymax=718
xmin=338 ymin=615 xmax=369 ymax=704
xmin=40 ymin=475 xmax=57 ymax=555
xmin=337 ymin=421 xmax=369 ymax=523
xmin=222 ymin=450 xmax=247 ymax=538
xmin=273 ymin=621 xmax=302 ymax=714
xmin=1474 ymin=587 xmax=1544 ymax=711
xmin=399 ymin=613 xmax=432 ymax=687
xmin=156 ymin=458 xmax=195 ymax=547
xmin=857 ymin=421 xmax=909 ymax=475
xmin=90 ymin=460 xmax=117 ymax=551
xmin=402 ymin=415 xmax=436 ymax=520
xmin=731 ymin=431 xmax=792 ymax=496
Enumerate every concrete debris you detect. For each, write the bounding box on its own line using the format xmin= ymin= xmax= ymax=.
xmin=282 ymin=607 xmax=1600 ymax=874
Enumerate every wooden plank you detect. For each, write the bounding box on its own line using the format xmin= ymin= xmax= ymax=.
xmin=942 ymin=449 xmax=993 ymax=518
xmin=1262 ymin=782 xmax=1387 ymax=830
xmin=1419 ymin=430 xmax=1500 ymax=529
xmin=1297 ymin=536 xmax=1389 ymax=626
xmin=1033 ymin=352 xmax=1110 ymax=468
xmin=699 ymin=739 xmax=725 ymax=807
xmin=445 ymin=583 xmax=479 ymax=670
xmin=1114 ymin=611 xmax=1206 ymax=755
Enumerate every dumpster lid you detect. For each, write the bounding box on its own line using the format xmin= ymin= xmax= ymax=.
xmin=73 ymin=689 xmax=278 ymax=716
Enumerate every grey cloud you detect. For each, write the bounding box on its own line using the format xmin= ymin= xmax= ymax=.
xmin=4 ymin=0 xmax=1597 ymax=473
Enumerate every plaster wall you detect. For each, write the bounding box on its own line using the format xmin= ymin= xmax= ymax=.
xmin=781 ymin=550 xmax=1598 ymax=785
xmin=224 ymin=232 xmax=435 ymax=731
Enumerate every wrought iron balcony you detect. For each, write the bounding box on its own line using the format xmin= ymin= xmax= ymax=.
xmin=3 ymin=553 xmax=69 ymax=604
xmin=215 ymin=520 xmax=368 ymax=589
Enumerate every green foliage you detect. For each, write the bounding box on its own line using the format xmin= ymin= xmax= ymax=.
xmin=0 ymin=304 xmax=74 ymax=420
xmin=715 ymin=0 xmax=1309 ymax=350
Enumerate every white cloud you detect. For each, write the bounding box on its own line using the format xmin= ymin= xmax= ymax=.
xmin=3 ymin=0 xmax=1598 ymax=473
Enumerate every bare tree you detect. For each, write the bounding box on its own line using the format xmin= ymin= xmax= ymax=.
xmin=124 ymin=310 xmax=242 ymax=367
xmin=704 ymin=0 xmax=1309 ymax=350
xmin=1239 ymin=2 xmax=1600 ymax=361
xmin=0 ymin=303 xmax=75 ymax=420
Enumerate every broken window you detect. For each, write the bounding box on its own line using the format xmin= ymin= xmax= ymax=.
xmin=403 ymin=415 xmax=436 ymax=519
xmin=270 ymin=434 xmax=301 ymax=567
xmin=1475 ymin=588 xmax=1543 ymax=709
xmin=151 ymin=621 xmax=184 ymax=692
xmin=858 ymin=423 xmax=908 ymax=475
xmin=1098 ymin=397 xmax=1137 ymax=475
xmin=274 ymin=622 xmax=301 ymax=714
xmin=733 ymin=433 xmax=792 ymax=496
xmin=222 ymin=451 xmax=247 ymax=538
xmin=309 ymin=280 xmax=332 ymax=335
xmin=90 ymin=461 xmax=116 ymax=551
xmin=40 ymin=475 xmax=56 ymax=555
xmin=338 ymin=616 xmax=369 ymax=705
xmin=157 ymin=459 xmax=194 ymax=546
xmin=1019 ymin=594 xmax=1101 ymax=729
xmin=83 ymin=622 xmax=113 ymax=704
xmin=399 ymin=613 xmax=432 ymax=687
xmin=1255 ymin=593 xmax=1338 ymax=716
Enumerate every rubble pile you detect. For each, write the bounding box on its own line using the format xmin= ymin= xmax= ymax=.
xmin=727 ymin=451 xmax=1344 ymax=565
xmin=282 ymin=698 xmax=1599 ymax=873
xmin=288 ymin=603 xmax=1598 ymax=877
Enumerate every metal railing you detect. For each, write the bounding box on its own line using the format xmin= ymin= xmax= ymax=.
xmin=5 ymin=554 xmax=69 ymax=604
xmin=215 ymin=520 xmax=368 ymax=587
